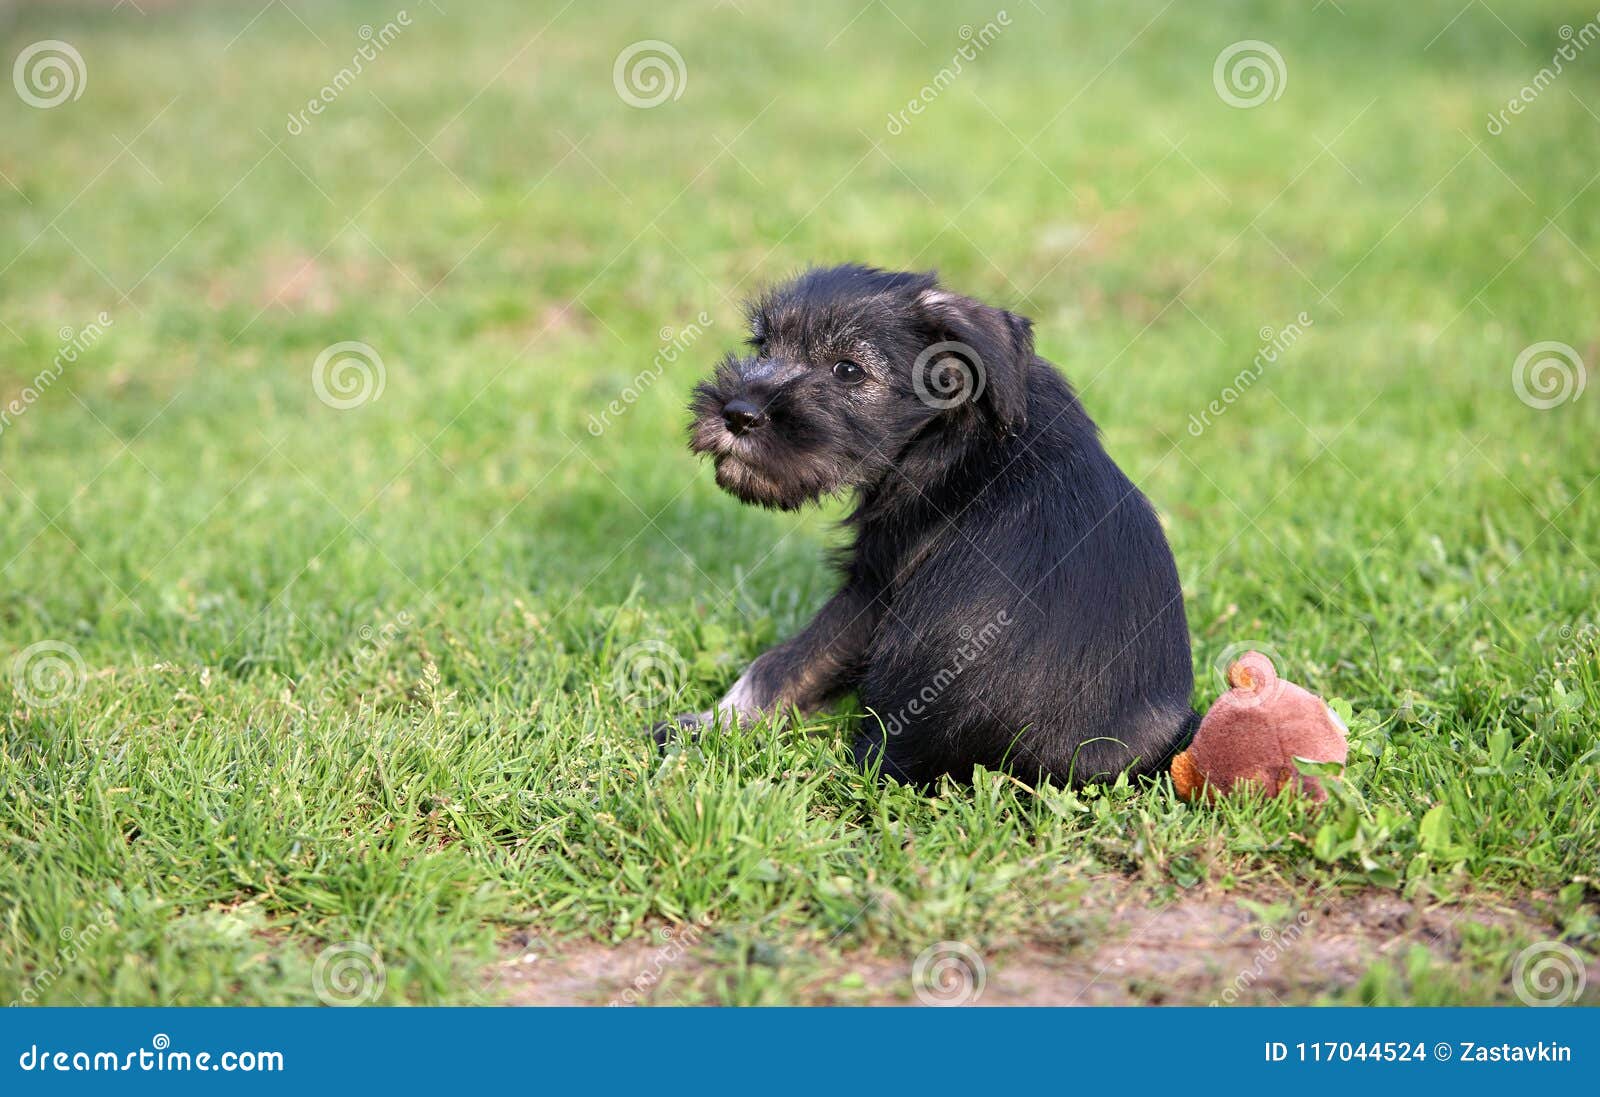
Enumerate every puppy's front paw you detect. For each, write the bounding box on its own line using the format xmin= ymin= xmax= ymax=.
xmin=650 ymin=711 xmax=709 ymax=749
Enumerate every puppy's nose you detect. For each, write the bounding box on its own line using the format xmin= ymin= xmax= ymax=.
xmin=722 ymin=399 xmax=766 ymax=436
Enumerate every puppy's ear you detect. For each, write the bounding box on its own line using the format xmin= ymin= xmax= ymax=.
xmin=914 ymin=287 xmax=1034 ymax=436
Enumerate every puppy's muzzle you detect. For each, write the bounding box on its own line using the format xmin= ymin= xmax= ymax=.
xmin=721 ymin=398 xmax=766 ymax=436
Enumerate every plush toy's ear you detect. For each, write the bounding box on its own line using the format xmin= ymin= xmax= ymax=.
xmin=1228 ymin=651 xmax=1279 ymax=692
xmin=914 ymin=286 xmax=1034 ymax=436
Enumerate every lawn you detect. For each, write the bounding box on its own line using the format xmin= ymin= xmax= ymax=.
xmin=1 ymin=0 xmax=1597 ymax=1006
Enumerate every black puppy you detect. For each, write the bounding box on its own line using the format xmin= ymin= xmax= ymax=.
xmin=662 ymin=264 xmax=1196 ymax=787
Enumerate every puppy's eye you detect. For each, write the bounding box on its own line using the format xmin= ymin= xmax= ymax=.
xmin=832 ymin=359 xmax=865 ymax=384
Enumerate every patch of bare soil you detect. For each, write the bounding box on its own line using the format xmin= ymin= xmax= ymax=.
xmin=490 ymin=931 xmax=682 ymax=1007
xmin=488 ymin=888 xmax=1595 ymax=1007
xmin=921 ymin=890 xmax=1547 ymax=1006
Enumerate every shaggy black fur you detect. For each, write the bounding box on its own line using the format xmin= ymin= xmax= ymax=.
xmin=663 ymin=264 xmax=1197 ymax=787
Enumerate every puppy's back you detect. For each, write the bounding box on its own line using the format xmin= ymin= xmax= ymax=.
xmin=858 ymin=366 xmax=1195 ymax=785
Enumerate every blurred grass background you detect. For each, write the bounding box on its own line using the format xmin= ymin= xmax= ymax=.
xmin=0 ymin=0 xmax=1596 ymax=1005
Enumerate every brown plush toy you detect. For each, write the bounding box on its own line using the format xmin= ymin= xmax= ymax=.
xmin=1171 ymin=651 xmax=1349 ymax=803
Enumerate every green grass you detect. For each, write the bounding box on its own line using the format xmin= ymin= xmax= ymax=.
xmin=2 ymin=0 xmax=1597 ymax=1006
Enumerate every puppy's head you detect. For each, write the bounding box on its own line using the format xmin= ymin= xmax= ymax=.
xmin=689 ymin=265 xmax=1035 ymax=510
